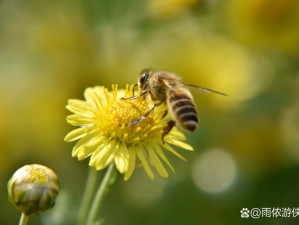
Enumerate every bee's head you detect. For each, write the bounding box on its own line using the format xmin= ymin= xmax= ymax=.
xmin=138 ymin=69 xmax=151 ymax=90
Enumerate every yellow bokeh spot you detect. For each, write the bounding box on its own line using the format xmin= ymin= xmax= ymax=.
xmin=244 ymin=0 xmax=295 ymax=28
xmin=226 ymin=0 xmax=299 ymax=51
xmin=149 ymin=0 xmax=199 ymax=18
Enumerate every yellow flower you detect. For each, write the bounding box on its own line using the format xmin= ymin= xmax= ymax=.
xmin=64 ymin=85 xmax=193 ymax=180
xmin=7 ymin=164 xmax=59 ymax=215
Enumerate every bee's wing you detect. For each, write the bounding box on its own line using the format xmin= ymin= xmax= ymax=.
xmin=184 ymin=83 xmax=228 ymax=96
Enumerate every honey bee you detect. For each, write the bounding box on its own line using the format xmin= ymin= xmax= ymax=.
xmin=124 ymin=69 xmax=227 ymax=140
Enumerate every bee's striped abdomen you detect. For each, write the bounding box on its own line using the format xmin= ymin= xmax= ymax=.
xmin=167 ymin=89 xmax=198 ymax=131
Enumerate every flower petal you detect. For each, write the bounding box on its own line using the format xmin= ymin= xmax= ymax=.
xmin=64 ymin=127 xmax=89 ymax=142
xmin=84 ymin=87 xmax=98 ymax=106
xmin=168 ymin=129 xmax=186 ymax=141
xmin=114 ymin=143 xmax=129 ymax=174
xmin=71 ymin=130 xmax=101 ymax=157
xmin=124 ymin=147 xmax=136 ymax=181
xmin=77 ymin=137 xmax=107 ymax=160
xmin=66 ymin=99 xmax=94 ymax=114
xmin=165 ymin=138 xmax=193 ymax=151
xmin=152 ymin=144 xmax=175 ymax=172
xmin=136 ymin=147 xmax=154 ymax=179
xmin=66 ymin=114 xmax=94 ymax=126
xmin=147 ymin=145 xmax=168 ymax=177
xmin=89 ymin=141 xmax=115 ymax=168
xmin=163 ymin=144 xmax=186 ymax=161
xmin=93 ymin=87 xmax=107 ymax=110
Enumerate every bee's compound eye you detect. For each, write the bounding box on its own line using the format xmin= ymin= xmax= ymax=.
xmin=139 ymin=71 xmax=149 ymax=87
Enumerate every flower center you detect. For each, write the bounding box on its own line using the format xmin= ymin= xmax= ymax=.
xmin=108 ymin=97 xmax=150 ymax=126
xmin=27 ymin=169 xmax=48 ymax=184
xmin=98 ymin=91 xmax=166 ymax=145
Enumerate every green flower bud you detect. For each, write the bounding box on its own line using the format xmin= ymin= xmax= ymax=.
xmin=7 ymin=164 xmax=59 ymax=216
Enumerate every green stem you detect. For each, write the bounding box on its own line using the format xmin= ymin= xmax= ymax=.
xmin=18 ymin=213 xmax=29 ymax=225
xmin=76 ymin=167 xmax=100 ymax=225
xmin=86 ymin=164 xmax=115 ymax=225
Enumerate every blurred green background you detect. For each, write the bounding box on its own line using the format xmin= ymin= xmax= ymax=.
xmin=1 ymin=0 xmax=299 ymax=224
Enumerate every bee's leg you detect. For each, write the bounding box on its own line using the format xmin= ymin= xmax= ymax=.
xmin=161 ymin=110 xmax=168 ymax=119
xmin=128 ymin=104 xmax=156 ymax=125
xmin=122 ymin=89 xmax=147 ymax=100
xmin=162 ymin=120 xmax=176 ymax=144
